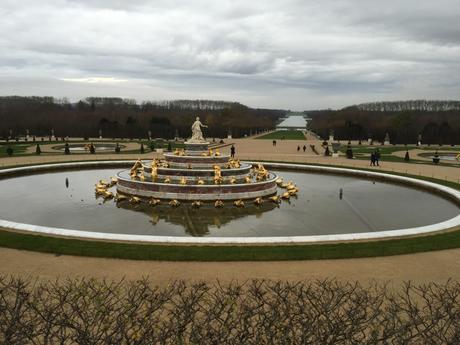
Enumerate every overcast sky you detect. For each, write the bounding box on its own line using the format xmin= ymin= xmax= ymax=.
xmin=1 ymin=0 xmax=459 ymax=110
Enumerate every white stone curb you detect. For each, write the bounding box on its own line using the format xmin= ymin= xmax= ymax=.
xmin=0 ymin=161 xmax=459 ymax=244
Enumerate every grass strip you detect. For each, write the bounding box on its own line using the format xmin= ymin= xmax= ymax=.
xmin=0 ymin=227 xmax=460 ymax=261
xmin=256 ymin=131 xmax=306 ymax=140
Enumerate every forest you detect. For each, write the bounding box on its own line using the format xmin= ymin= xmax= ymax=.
xmin=308 ymin=100 xmax=460 ymax=144
xmin=1 ymin=97 xmax=459 ymax=144
xmin=0 ymin=97 xmax=286 ymax=139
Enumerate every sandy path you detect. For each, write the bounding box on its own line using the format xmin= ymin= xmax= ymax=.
xmin=1 ymin=247 xmax=459 ymax=285
xmin=222 ymin=138 xmax=460 ymax=183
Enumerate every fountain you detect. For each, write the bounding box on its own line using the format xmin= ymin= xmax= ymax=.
xmin=114 ymin=117 xmax=287 ymax=204
xmin=0 ymin=118 xmax=458 ymax=244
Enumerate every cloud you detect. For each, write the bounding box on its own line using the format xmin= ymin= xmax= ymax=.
xmin=61 ymin=77 xmax=128 ymax=84
xmin=0 ymin=0 xmax=459 ymax=109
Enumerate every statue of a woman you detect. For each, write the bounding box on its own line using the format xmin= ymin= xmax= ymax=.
xmin=190 ymin=116 xmax=207 ymax=142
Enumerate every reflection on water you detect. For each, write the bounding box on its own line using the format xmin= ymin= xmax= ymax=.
xmin=0 ymin=168 xmax=458 ymax=237
xmin=115 ymin=201 xmax=277 ymax=236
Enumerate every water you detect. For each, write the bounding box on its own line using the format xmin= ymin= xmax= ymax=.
xmin=431 ymin=155 xmax=459 ymax=162
xmin=52 ymin=144 xmax=124 ymax=152
xmin=0 ymin=168 xmax=458 ymax=237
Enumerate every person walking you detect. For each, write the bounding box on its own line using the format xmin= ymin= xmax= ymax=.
xmin=370 ymin=152 xmax=376 ymax=166
xmin=375 ymin=149 xmax=381 ymax=166
xmin=273 ymin=140 xmax=277 ymax=146
xmin=230 ymin=145 xmax=235 ymax=158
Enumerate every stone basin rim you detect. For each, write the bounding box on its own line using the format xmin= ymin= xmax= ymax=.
xmin=0 ymin=160 xmax=459 ymax=244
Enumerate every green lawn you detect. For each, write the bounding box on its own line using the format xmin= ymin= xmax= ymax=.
xmin=340 ymin=145 xmax=460 ymax=166
xmin=256 ymin=130 xmax=306 ymax=140
xmin=0 ymin=143 xmax=32 ymax=157
xmin=1 ymin=224 xmax=460 ymax=261
xmin=0 ymin=140 xmax=185 ymax=156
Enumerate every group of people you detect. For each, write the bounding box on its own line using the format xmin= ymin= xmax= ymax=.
xmin=370 ymin=149 xmax=381 ymax=166
xmin=297 ymin=145 xmax=307 ymax=152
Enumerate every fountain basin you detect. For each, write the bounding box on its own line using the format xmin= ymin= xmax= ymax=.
xmin=52 ymin=143 xmax=125 ymax=152
xmin=0 ymin=161 xmax=458 ymax=243
xmin=117 ymin=170 xmax=278 ymax=200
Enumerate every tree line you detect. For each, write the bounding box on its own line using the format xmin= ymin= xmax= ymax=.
xmin=347 ymin=100 xmax=460 ymax=112
xmin=0 ymin=96 xmax=286 ymax=140
xmin=309 ymin=105 xmax=460 ymax=144
xmin=1 ymin=276 xmax=459 ymax=344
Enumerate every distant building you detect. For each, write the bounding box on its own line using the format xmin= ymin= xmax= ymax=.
xmin=276 ymin=114 xmax=310 ymax=131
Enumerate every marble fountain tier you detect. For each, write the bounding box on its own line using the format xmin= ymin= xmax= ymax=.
xmin=116 ymin=140 xmax=280 ymax=201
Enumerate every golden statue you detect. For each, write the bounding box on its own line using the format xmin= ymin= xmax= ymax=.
xmin=180 ymin=177 xmax=187 ymax=185
xmin=254 ymin=197 xmax=263 ymax=205
xmin=282 ymin=192 xmax=290 ymax=199
xmin=95 ymin=182 xmax=107 ymax=190
xmin=214 ymin=200 xmax=224 ymax=208
xmin=233 ymin=199 xmax=245 ymax=207
xmin=95 ymin=187 xmax=106 ymax=195
xmin=228 ymin=159 xmax=241 ymax=168
xmin=280 ymin=181 xmax=290 ymax=188
xmin=192 ymin=200 xmax=202 ymax=208
xmin=129 ymin=196 xmax=141 ymax=204
xmin=102 ymin=190 xmax=114 ymax=199
xmin=269 ymin=195 xmax=281 ymax=203
xmin=197 ymin=178 xmax=205 ymax=185
xmin=149 ymin=198 xmax=160 ymax=206
xmin=130 ymin=159 xmax=143 ymax=179
xmin=213 ymin=165 xmax=223 ymax=184
xmin=255 ymin=163 xmax=269 ymax=181
xmin=169 ymin=199 xmax=180 ymax=207
xmin=215 ymin=149 xmax=220 ymax=156
xmin=114 ymin=193 xmax=127 ymax=202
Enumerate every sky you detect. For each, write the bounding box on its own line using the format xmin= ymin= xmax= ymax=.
xmin=0 ymin=0 xmax=459 ymax=110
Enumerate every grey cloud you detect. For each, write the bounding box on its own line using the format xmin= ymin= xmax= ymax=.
xmin=0 ymin=0 xmax=459 ymax=109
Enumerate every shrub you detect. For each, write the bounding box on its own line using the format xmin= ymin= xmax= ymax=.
xmin=64 ymin=143 xmax=70 ymax=155
xmin=404 ymin=151 xmax=410 ymax=162
xmin=1 ymin=277 xmax=460 ymax=344
xmin=346 ymin=145 xmax=353 ymax=159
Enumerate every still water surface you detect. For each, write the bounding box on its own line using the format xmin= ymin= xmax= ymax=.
xmin=0 ymin=169 xmax=458 ymax=237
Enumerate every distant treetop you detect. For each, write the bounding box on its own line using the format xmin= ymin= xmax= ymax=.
xmin=344 ymin=100 xmax=460 ymax=112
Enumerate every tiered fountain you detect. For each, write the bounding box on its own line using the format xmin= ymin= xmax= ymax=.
xmin=113 ymin=117 xmax=297 ymax=206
